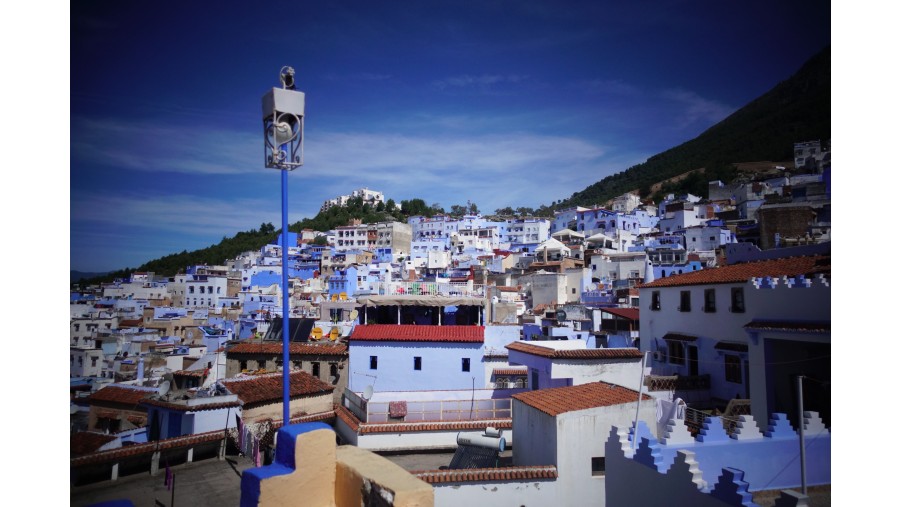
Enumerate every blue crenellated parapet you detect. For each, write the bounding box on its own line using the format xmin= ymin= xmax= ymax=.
xmin=616 ymin=412 xmax=830 ymax=493
xmin=606 ymin=414 xmax=827 ymax=506
xmin=696 ymin=416 xmax=731 ymax=443
xmin=710 ymin=468 xmax=756 ymax=506
xmin=634 ymin=436 xmax=665 ymax=471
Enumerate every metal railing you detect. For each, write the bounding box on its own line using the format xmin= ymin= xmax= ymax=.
xmin=645 ymin=374 xmax=710 ymax=391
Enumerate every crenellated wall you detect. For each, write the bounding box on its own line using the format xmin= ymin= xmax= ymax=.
xmin=605 ymin=412 xmax=829 ymax=506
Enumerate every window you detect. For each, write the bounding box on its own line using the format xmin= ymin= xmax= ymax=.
xmin=78 ymin=356 xmax=83 ymax=366
xmin=312 ymin=362 xmax=320 ymax=378
xmin=414 ymin=356 xmax=422 ymax=370
xmin=651 ymin=291 xmax=661 ymax=311
xmin=591 ymin=457 xmax=606 ymax=476
xmin=704 ymin=289 xmax=716 ymax=312
xmin=370 ymin=356 xmax=378 ymax=370
xmin=679 ymin=291 xmax=691 ymax=312
xmin=189 ymin=286 xmax=195 ymax=294
xmin=668 ymin=341 xmax=685 ymax=365
xmin=91 ymin=357 xmax=98 ymax=367
xmin=461 ymin=358 xmax=471 ymax=372
xmin=572 ymin=288 xmax=576 ymax=294
xmin=292 ymin=360 xmax=301 ymax=370
xmin=200 ymin=286 xmax=205 ymax=294
xmin=725 ymin=355 xmax=742 ymax=384
xmin=330 ymin=364 xmax=339 ymax=384
xmin=240 ymin=360 xmax=248 ymax=371
xmin=74 ymin=324 xmax=80 ymax=332
xmin=70 ymin=355 xmax=74 ymax=364
xmin=731 ymin=287 xmax=745 ymax=313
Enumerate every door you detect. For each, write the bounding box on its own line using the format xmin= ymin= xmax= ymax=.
xmin=688 ymin=346 xmax=699 ymax=376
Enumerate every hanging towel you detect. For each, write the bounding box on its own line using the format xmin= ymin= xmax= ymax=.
xmin=656 ymin=398 xmax=677 ymax=437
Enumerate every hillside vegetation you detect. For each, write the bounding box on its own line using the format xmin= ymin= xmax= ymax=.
xmin=554 ymin=45 xmax=830 ymax=208
xmin=73 ymin=46 xmax=830 ymax=285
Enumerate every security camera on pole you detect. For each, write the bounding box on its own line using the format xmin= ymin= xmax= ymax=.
xmin=262 ymin=66 xmax=305 ymax=425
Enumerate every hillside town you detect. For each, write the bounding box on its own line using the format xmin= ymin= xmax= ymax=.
xmin=70 ymin=141 xmax=831 ymax=506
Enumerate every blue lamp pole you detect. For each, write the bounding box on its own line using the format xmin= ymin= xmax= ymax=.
xmin=262 ymin=66 xmax=305 ymax=425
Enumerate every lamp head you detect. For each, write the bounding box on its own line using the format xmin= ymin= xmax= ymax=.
xmin=280 ymin=66 xmax=296 ymax=90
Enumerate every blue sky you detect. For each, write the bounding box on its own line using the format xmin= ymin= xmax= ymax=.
xmin=69 ymin=1 xmax=831 ymax=272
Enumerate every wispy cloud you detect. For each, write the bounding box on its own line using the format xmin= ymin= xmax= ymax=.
xmin=72 ymin=117 xmax=260 ymax=175
xmin=301 ymin=130 xmax=611 ymax=211
xmin=72 ymin=193 xmax=285 ymax=235
xmin=573 ymin=78 xmax=641 ymax=96
xmin=660 ymin=89 xmax=736 ymax=129
xmin=432 ymin=74 xmax=529 ymax=91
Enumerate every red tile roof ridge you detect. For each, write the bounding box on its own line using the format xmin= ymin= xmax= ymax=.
xmin=70 ymin=430 xmax=225 ymax=466
xmin=221 ymin=370 xmax=333 ymax=405
xmin=227 ymin=342 xmax=348 ymax=355
xmin=512 ymin=380 xmax=652 ymax=416
xmin=336 ymin=406 xmax=513 ymax=435
xmin=413 ymin=465 xmax=558 ymax=484
xmin=87 ymin=385 xmax=157 ymax=405
xmin=141 ymin=398 xmax=242 ymax=412
xmin=350 ymin=324 xmax=484 ymax=343
xmin=492 ymin=368 xmax=528 ymax=376
xmin=506 ymin=341 xmax=643 ymax=359
xmin=639 ymin=254 xmax=830 ymax=288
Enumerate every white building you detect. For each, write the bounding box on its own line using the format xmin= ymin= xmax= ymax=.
xmin=511 ymin=381 xmax=657 ymax=507
xmin=639 ymin=254 xmax=831 ymax=426
xmin=321 ymin=187 xmax=385 ymax=212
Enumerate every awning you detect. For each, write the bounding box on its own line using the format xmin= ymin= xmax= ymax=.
xmin=714 ymin=341 xmax=749 ymax=352
xmin=662 ymin=333 xmax=698 ymax=342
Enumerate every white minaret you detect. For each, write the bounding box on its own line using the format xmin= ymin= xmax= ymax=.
xmin=643 ymin=254 xmax=655 ymax=284
xmin=137 ymin=355 xmax=145 ymax=384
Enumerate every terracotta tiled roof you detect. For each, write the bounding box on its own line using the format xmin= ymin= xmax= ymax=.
xmin=335 ymin=405 xmax=511 ymax=435
xmin=221 ymin=371 xmax=333 ymax=406
xmin=71 ymin=432 xmax=117 ymax=457
xmin=512 ymin=381 xmax=651 ymax=417
xmin=88 ymin=385 xmax=155 ymax=406
xmin=173 ymin=370 xmax=207 ymax=378
xmin=639 ymin=255 xmax=830 ymax=288
xmin=492 ymin=368 xmax=528 ymax=376
xmin=506 ymin=341 xmax=643 ymax=360
xmin=496 ymin=286 xmax=520 ymax=292
xmin=414 ymin=466 xmax=558 ymax=484
xmin=119 ymin=319 xmax=143 ymax=327
xmin=71 ymin=430 xmax=224 ymax=466
xmin=600 ymin=307 xmax=639 ymax=320
xmin=227 ymin=342 xmax=348 ymax=356
xmin=743 ymin=320 xmax=830 ymax=333
xmin=350 ymin=324 xmax=484 ymax=343
xmin=141 ymin=399 xmax=242 ymax=412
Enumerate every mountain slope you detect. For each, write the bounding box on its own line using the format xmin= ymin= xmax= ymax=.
xmin=555 ymin=45 xmax=830 ymax=208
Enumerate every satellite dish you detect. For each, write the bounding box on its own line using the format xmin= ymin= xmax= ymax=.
xmin=349 ymin=309 xmax=359 ymax=321
xmin=557 ymin=310 xmax=567 ymax=321
xmin=362 ymin=385 xmax=374 ymax=400
xmin=158 ymin=381 xmax=171 ymax=397
xmin=311 ymin=327 xmax=323 ymax=340
xmin=70 ymin=404 xmax=78 ymax=415
xmin=329 ymin=327 xmax=340 ymax=341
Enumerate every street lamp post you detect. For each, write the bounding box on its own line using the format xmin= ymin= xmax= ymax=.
xmin=262 ymin=66 xmax=305 ymax=425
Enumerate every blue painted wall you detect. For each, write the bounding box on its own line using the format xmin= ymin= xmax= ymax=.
xmin=348 ymin=340 xmax=484 ymax=392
